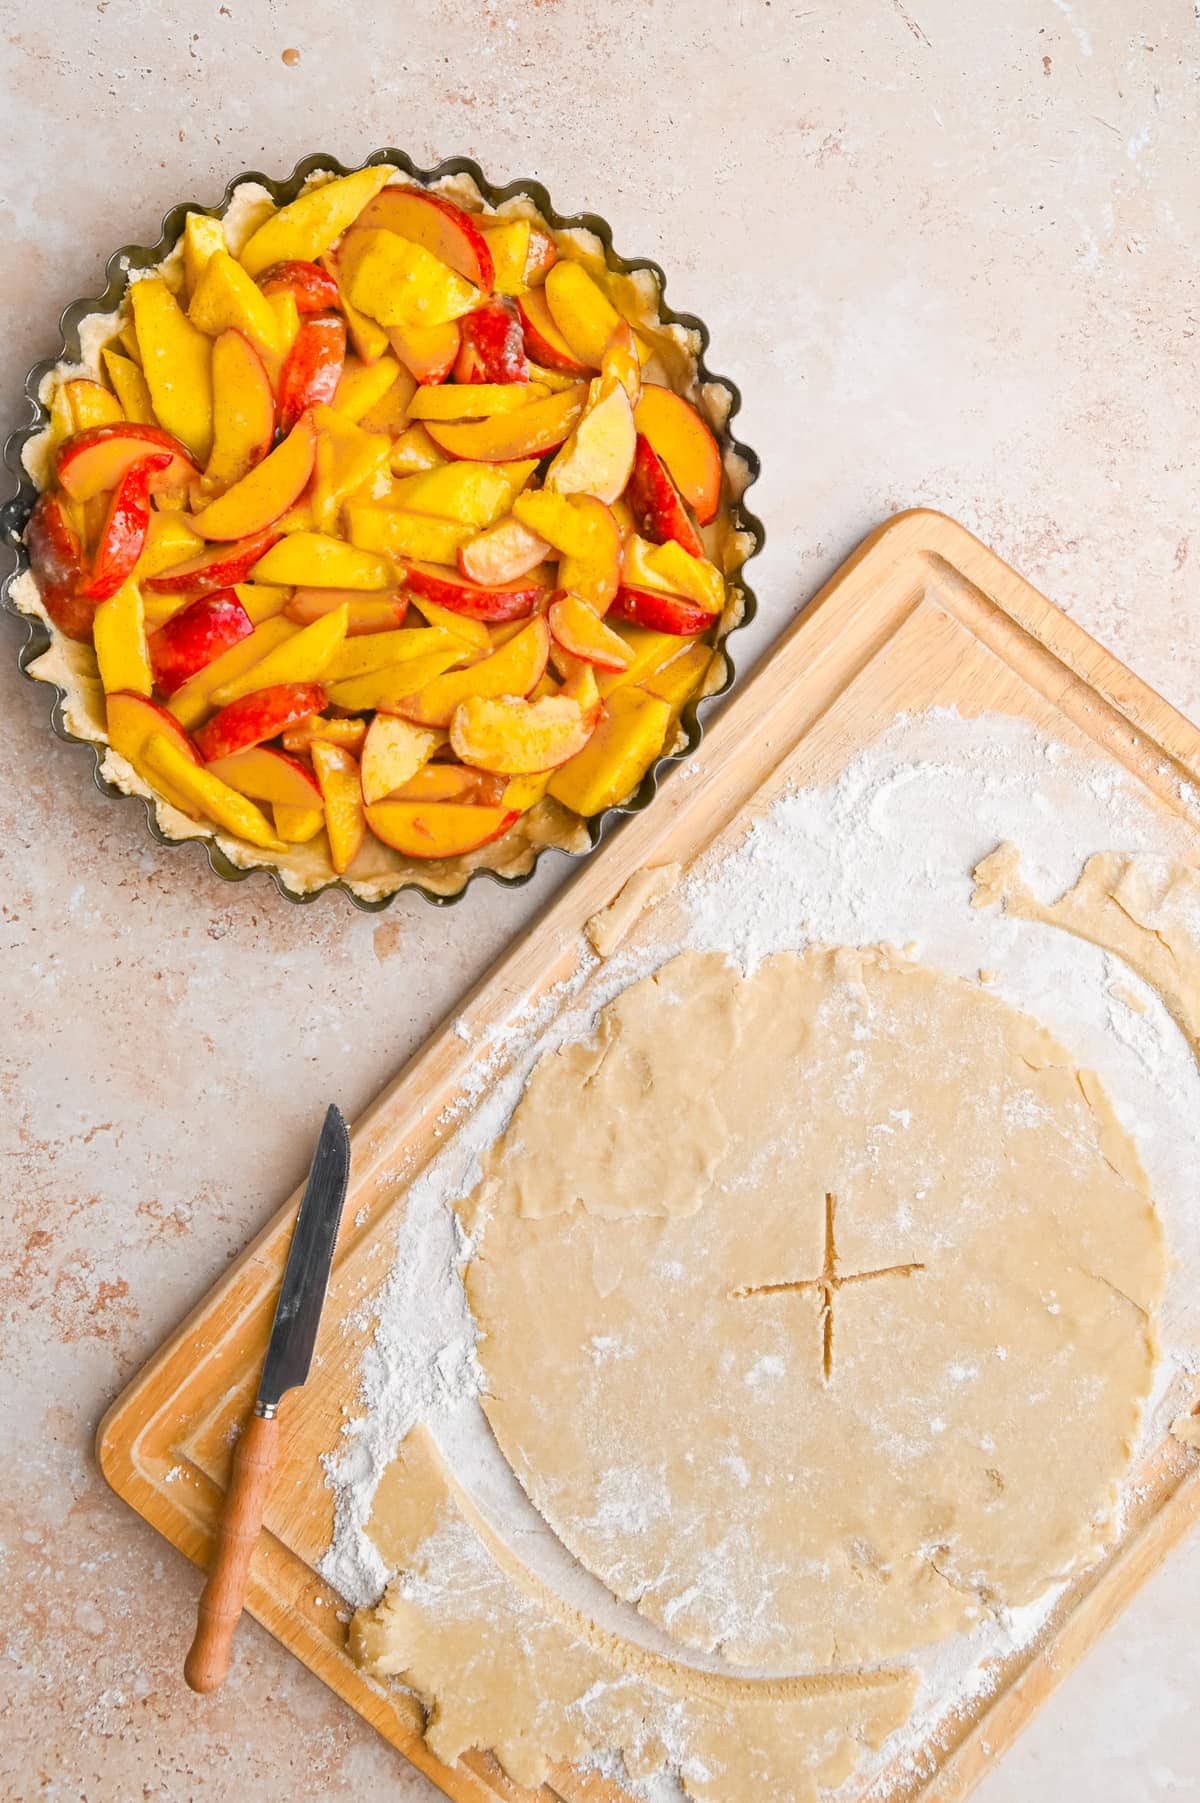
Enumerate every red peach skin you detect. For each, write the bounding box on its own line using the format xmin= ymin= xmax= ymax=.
xmin=194 ymin=681 xmax=329 ymax=762
xmin=454 ymin=299 xmax=529 ymax=385
xmin=277 ymin=314 xmax=347 ymax=433
xmin=149 ymin=590 xmax=254 ymax=696
xmin=626 ymin=434 xmax=706 ymax=558
xmin=256 ymin=260 xmax=341 ymax=314
xmin=26 ymin=492 xmax=93 ymax=641
xmin=142 ymin=528 xmax=283 ymax=595
xmin=400 ymin=560 xmax=546 ymax=622
xmin=609 ymin=585 xmax=716 ymax=637
xmin=77 ymin=452 xmax=173 ymax=601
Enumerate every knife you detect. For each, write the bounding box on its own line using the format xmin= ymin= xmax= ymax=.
xmin=184 ymin=1103 xmax=351 ymax=1694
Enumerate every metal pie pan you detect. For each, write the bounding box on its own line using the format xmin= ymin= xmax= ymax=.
xmin=0 ymin=149 xmax=764 ymax=909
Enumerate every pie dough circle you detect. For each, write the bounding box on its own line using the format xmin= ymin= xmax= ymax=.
xmin=463 ymin=948 xmax=1164 ymax=1668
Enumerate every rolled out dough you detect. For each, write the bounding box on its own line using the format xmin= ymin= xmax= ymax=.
xmin=463 ymin=946 xmax=1165 ymax=1668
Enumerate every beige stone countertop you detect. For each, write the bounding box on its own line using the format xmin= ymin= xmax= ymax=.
xmin=2 ymin=3 xmax=1198 ymax=1800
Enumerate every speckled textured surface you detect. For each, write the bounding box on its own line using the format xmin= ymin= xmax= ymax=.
xmin=2 ymin=3 xmax=1198 ymax=1800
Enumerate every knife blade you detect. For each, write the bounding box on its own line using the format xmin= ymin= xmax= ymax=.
xmin=257 ymin=1102 xmax=352 ymax=1414
xmin=184 ymin=1102 xmax=351 ymax=1694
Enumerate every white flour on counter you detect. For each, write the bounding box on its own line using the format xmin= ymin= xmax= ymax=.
xmin=319 ymin=707 xmax=1200 ymax=1799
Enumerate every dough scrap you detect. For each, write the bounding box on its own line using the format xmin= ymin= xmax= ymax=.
xmin=351 ymin=1426 xmax=917 ymax=1799
xmin=585 ymin=863 xmax=681 ymax=958
xmin=465 ymin=946 xmax=1164 ymax=1668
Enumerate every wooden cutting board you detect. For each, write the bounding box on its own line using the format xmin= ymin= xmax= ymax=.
xmin=99 ymin=510 xmax=1200 ymax=1803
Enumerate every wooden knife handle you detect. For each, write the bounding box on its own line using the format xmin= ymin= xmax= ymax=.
xmin=184 ymin=1409 xmax=278 ymax=1694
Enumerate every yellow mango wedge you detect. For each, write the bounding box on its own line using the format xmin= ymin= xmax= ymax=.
xmin=93 ymin=580 xmax=151 ymax=696
xmin=387 ymin=460 xmax=537 ymax=529
xmin=168 ymin=615 xmax=297 ymax=729
xmin=133 ymin=511 xmax=204 ymax=582
xmin=333 ymin=354 xmax=402 ymax=424
xmin=310 ymin=740 xmax=366 ymax=875
xmin=408 ymin=383 xmax=550 ymax=422
xmin=251 ymin=531 xmax=393 ymax=590
xmin=273 ymin=803 xmax=325 ymax=843
xmin=345 ymin=507 xmax=472 ymax=565
xmin=641 ymin=642 xmax=713 ymax=711
xmin=182 ymin=211 xmax=226 ymax=295
xmin=548 ymin=685 xmax=671 ymax=815
xmin=387 ymin=425 xmax=449 ymax=474
xmin=544 ymin=260 xmax=650 ymax=370
xmin=479 ymin=218 xmax=531 ymax=295
xmin=324 ymin=646 xmax=464 ymax=712
xmin=204 ymin=328 xmax=276 ymax=495
xmin=101 ymin=349 xmax=154 ymax=425
xmin=189 ymin=250 xmax=283 ymax=356
xmin=64 ymin=378 xmax=123 ymax=431
xmin=343 ymin=229 xmax=481 ymax=331
xmin=234 ymin=581 xmax=292 ymax=624
xmin=622 ymin=534 xmax=724 ymax=613
xmin=321 ymin=627 xmax=458 ymax=685
xmin=210 ymin=604 xmax=350 ymax=706
xmin=130 ymin=278 xmax=214 ymax=462
xmin=311 ymin=405 xmax=391 ymax=534
xmin=141 ymin=732 xmax=286 ymax=850
xmin=238 ymin=166 xmax=393 ymax=279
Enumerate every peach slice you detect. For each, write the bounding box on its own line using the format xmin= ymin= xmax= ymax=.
xmin=25 ymin=492 xmax=92 ymax=641
xmin=392 ymin=616 xmax=549 ymax=728
xmin=450 ymin=691 xmax=596 ymax=774
xmin=64 ymin=378 xmax=123 ymax=431
xmin=101 ymin=350 xmax=154 ymax=425
xmin=399 ymin=561 xmax=546 ymax=624
xmin=106 ymin=690 xmax=203 ymax=812
xmin=458 ymin=515 xmax=550 ymax=588
xmin=633 ymin=384 xmax=722 ymax=525
xmin=273 ymin=803 xmax=324 ymax=842
xmin=359 ymin=715 xmax=442 ymax=804
xmin=355 ymin=187 xmax=494 ymax=291
xmin=388 ymin=459 xmax=536 ymax=528
xmin=544 ymin=262 xmax=648 ymax=372
xmin=166 ymin=614 xmax=297 ymax=729
xmin=346 ymin=506 xmax=472 ymax=566
xmin=343 ymin=229 xmax=481 ymax=331
xmin=57 ymin=423 xmax=199 ymax=503
xmin=256 ymin=259 xmax=341 ymax=314
xmin=143 ymin=730 xmax=285 ymax=848
xmin=205 ymin=744 xmax=323 ymax=808
xmin=409 ymin=383 xmax=549 ymax=421
xmin=77 ymin=451 xmax=172 ymax=602
xmin=423 ymin=386 xmax=586 ymax=463
xmin=149 ymin=590 xmax=253 ymax=695
xmin=92 ymin=577 xmax=151 ymax=695
xmin=600 ymin=321 xmax=642 ymax=408
xmin=324 ymin=645 xmax=464 ymax=712
xmin=516 ymin=289 xmax=590 ymax=375
xmin=286 ymin=588 xmax=407 ymax=634
xmin=189 ymin=250 xmax=285 ymax=358
xmin=623 ymin=534 xmax=724 ymax=612
xmin=131 ymin=512 xmax=204 ymax=588
xmin=195 ymin=680 xmax=328 ymax=762
xmin=478 ymin=218 xmax=531 ymax=295
xmin=238 ymin=166 xmax=392 ymax=279
xmin=548 ymin=594 xmax=633 ymax=671
xmin=309 ymin=740 xmax=366 ymax=873
xmin=190 ymin=413 xmax=318 ymax=541
xmin=543 ymin=379 xmax=636 ymax=506
xmin=511 ymin=490 xmax=621 ymax=609
xmin=387 ymin=320 xmax=461 ymax=386
xmin=392 ymin=763 xmax=502 ymax=804
xmin=524 ymin=226 xmax=558 ymax=286
xmin=182 ymin=211 xmax=226 ymax=296
xmin=388 ymin=424 xmax=448 ymax=473
xmin=626 ymin=433 xmax=704 ymax=557
xmin=142 ymin=527 xmax=282 ymax=596
xmin=364 ymin=799 xmax=518 ymax=860
xmin=454 ymin=298 xmax=529 ymax=385
xmin=250 ymin=530 xmax=393 ymax=590
xmin=130 ymin=278 xmax=214 ymax=462
xmin=609 ymin=585 xmax=714 ymax=637
xmin=333 ymin=353 xmax=403 ymax=424
xmin=278 ymin=315 xmax=347 ymax=433
xmin=204 ymin=329 xmax=275 ymax=494
xmin=209 ymin=604 xmax=348 ymax=706
xmin=548 ymin=684 xmax=673 ymax=816
xmin=281 ymin=714 xmax=367 ymax=753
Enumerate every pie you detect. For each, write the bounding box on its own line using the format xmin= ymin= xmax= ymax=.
xmin=10 ymin=165 xmax=757 ymax=900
